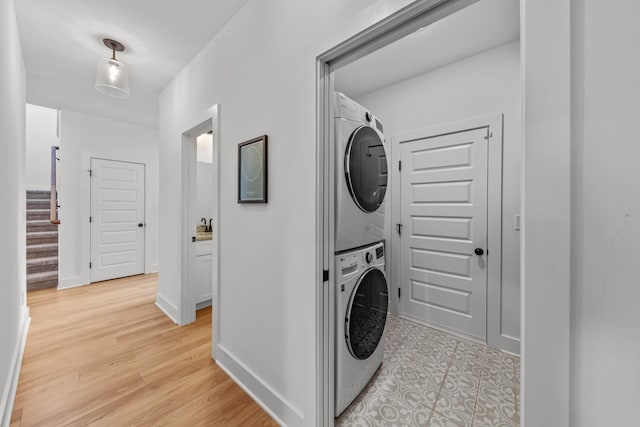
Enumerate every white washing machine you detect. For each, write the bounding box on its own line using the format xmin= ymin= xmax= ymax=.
xmin=335 ymin=92 xmax=388 ymax=253
xmin=335 ymin=241 xmax=388 ymax=417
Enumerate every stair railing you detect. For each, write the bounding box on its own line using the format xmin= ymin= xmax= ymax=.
xmin=50 ymin=146 xmax=60 ymax=224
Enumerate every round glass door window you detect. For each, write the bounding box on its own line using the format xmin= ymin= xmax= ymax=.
xmin=346 ymin=268 xmax=389 ymax=360
xmin=345 ymin=126 xmax=388 ymax=212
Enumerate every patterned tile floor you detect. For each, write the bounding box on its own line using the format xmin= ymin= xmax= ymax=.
xmin=337 ymin=315 xmax=520 ymax=427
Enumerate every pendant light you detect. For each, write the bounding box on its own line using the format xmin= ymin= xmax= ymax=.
xmin=95 ymin=38 xmax=130 ymax=99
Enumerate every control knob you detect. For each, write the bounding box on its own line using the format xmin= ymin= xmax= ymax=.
xmin=365 ymin=252 xmax=373 ymax=264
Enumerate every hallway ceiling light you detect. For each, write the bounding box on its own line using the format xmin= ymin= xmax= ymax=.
xmin=95 ymin=38 xmax=130 ymax=99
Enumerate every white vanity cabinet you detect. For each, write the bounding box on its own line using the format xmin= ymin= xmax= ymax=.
xmin=194 ymin=240 xmax=213 ymax=306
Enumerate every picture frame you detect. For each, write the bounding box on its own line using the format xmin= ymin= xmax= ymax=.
xmin=238 ymin=135 xmax=268 ymax=203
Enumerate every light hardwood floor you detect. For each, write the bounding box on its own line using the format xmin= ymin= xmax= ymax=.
xmin=10 ymin=273 xmax=277 ymax=426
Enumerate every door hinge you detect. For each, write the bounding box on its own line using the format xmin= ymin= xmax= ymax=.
xmin=322 ymin=269 xmax=329 ymax=282
xmin=89 ymin=262 xmax=92 ymax=269
xmin=398 ymin=287 xmax=401 ymax=298
xmin=398 ymin=160 xmax=402 ymax=171
xmin=396 ymin=223 xmax=403 ymax=236
xmin=89 ymin=216 xmax=92 ymax=223
xmin=88 ymin=169 xmax=92 ymax=177
xmin=484 ymin=131 xmax=493 ymax=141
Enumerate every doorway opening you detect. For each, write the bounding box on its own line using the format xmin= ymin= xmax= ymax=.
xmin=315 ymin=0 xmax=521 ymax=425
xmin=179 ymin=105 xmax=221 ymax=354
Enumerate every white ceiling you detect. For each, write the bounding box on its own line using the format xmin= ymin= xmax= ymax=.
xmin=16 ymin=0 xmax=250 ymax=128
xmin=334 ymin=0 xmax=520 ymax=99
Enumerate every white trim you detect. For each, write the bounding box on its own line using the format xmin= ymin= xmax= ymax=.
xmin=210 ymin=105 xmax=221 ymax=361
xmin=216 ymin=344 xmax=303 ymax=427
xmin=178 ymin=105 xmax=218 ymax=328
xmin=150 ymin=263 xmax=159 ymax=273
xmin=1 ymin=308 xmax=30 ymax=427
xmin=180 ymin=131 xmax=197 ymax=326
xmin=398 ymin=313 xmax=487 ymax=345
xmin=314 ymin=59 xmax=334 ymax=427
xmin=314 ymin=0 xmax=490 ymax=426
xmin=520 ymin=0 xmax=571 ymax=425
xmin=155 ymin=292 xmax=179 ymax=324
xmin=57 ymin=276 xmax=83 ymax=289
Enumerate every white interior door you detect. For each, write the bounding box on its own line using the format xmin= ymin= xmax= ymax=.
xmin=90 ymin=158 xmax=145 ymax=282
xmin=399 ymin=127 xmax=488 ymax=340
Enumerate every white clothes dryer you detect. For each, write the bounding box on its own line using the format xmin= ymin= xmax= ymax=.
xmin=335 ymin=241 xmax=388 ymax=417
xmin=334 ymin=92 xmax=388 ymax=253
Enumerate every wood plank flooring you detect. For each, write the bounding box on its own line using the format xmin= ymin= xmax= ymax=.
xmin=10 ymin=274 xmax=277 ymax=427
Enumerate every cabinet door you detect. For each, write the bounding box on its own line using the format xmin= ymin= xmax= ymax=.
xmin=195 ymin=254 xmax=213 ymax=304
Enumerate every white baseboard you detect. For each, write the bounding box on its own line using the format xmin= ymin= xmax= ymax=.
xmin=150 ymin=264 xmax=159 ymax=273
xmin=57 ymin=276 xmax=85 ymax=290
xmin=497 ymin=334 xmax=520 ymax=356
xmin=155 ymin=293 xmax=179 ymax=324
xmin=1 ymin=308 xmax=30 ymax=427
xmin=195 ymin=299 xmax=212 ymax=311
xmin=216 ymin=343 xmax=303 ymax=427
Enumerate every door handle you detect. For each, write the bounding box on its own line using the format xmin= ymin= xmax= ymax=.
xmin=474 ymin=248 xmax=484 ymax=256
xmin=138 ymin=223 xmax=144 ymax=227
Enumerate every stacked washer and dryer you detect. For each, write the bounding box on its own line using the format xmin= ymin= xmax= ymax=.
xmin=334 ymin=92 xmax=390 ymax=417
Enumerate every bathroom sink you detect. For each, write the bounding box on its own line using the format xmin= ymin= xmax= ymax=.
xmin=196 ymin=231 xmax=212 ymax=241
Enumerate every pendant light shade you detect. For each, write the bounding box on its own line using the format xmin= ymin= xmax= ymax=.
xmin=95 ymin=38 xmax=130 ymax=99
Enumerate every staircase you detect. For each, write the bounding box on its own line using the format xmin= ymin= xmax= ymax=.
xmin=26 ymin=190 xmax=58 ymax=290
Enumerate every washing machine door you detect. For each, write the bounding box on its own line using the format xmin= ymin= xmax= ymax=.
xmin=345 ymin=126 xmax=388 ymax=213
xmin=345 ymin=267 xmax=389 ymax=360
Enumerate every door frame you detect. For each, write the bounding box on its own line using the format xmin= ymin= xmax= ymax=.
xmin=389 ymin=114 xmax=515 ymax=352
xmin=89 ymin=157 xmax=147 ymax=283
xmin=316 ymin=1 xmax=487 ymax=425
xmin=315 ymin=0 xmax=571 ymax=425
xmin=179 ymin=105 xmax=221 ymax=360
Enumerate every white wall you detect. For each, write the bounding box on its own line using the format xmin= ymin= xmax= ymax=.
xmin=25 ymin=103 xmax=59 ymax=190
xmin=354 ymin=41 xmax=521 ymax=349
xmin=157 ymin=1 xmax=416 ymax=424
xmin=58 ymin=109 xmax=159 ymax=289
xmin=570 ymin=0 xmax=640 ymax=425
xmin=0 ymin=0 xmax=28 ymax=423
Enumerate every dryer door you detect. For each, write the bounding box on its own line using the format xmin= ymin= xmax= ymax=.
xmin=345 ymin=126 xmax=388 ymax=213
xmin=345 ymin=267 xmax=389 ymax=360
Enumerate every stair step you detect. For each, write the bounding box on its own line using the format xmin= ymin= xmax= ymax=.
xmin=27 ymin=243 xmax=58 ymax=259
xmin=27 ymin=220 xmax=58 ymax=233
xmin=27 ymin=256 xmax=58 ymax=274
xmin=27 ymin=270 xmax=57 ymax=283
xmin=27 ymin=199 xmax=50 ymax=209
xmin=27 ymin=231 xmax=58 ymax=246
xmin=27 ymin=280 xmax=58 ymax=291
xmin=26 ymin=190 xmax=51 ymax=200
xmin=27 ymin=209 xmax=51 ymax=221
xmin=27 ymin=271 xmax=57 ymax=290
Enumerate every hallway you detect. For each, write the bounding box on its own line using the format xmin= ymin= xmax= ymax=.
xmin=11 ymin=274 xmax=275 ymax=426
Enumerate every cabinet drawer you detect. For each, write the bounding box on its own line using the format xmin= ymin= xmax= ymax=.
xmin=196 ymin=241 xmax=213 ymax=256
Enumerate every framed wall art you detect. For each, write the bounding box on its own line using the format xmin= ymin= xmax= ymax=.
xmin=238 ymin=135 xmax=268 ymax=203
